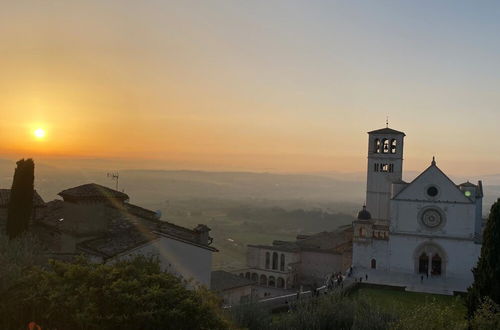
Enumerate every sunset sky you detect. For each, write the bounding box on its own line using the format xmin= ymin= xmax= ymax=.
xmin=1 ymin=1 xmax=500 ymax=175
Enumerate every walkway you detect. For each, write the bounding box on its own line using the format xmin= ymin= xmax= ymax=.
xmin=352 ymin=268 xmax=470 ymax=295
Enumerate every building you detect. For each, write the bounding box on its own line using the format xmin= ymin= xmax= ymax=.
xmin=236 ymin=226 xmax=352 ymax=298
xmin=34 ymin=183 xmax=217 ymax=288
xmin=352 ymin=127 xmax=483 ymax=293
xmin=210 ymin=270 xmax=256 ymax=306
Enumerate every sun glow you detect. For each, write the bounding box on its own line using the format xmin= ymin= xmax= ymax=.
xmin=34 ymin=128 xmax=46 ymax=139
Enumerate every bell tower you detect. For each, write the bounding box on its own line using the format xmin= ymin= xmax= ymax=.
xmin=365 ymin=126 xmax=405 ymax=221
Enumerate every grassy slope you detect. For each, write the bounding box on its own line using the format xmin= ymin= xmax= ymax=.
xmin=352 ymin=286 xmax=466 ymax=321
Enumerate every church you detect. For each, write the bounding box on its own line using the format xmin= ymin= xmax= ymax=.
xmin=352 ymin=126 xmax=483 ymax=294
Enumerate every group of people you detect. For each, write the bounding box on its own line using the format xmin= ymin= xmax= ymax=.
xmin=326 ymin=271 xmax=344 ymax=290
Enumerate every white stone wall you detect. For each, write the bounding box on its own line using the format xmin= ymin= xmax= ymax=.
xmin=353 ymin=239 xmax=389 ymax=271
xmin=391 ymin=200 xmax=476 ymax=239
xmin=389 ymin=234 xmax=481 ymax=281
xmin=111 ymin=236 xmax=213 ymax=288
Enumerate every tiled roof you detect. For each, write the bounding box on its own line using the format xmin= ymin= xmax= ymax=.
xmin=211 ymin=270 xmax=255 ymax=292
xmin=58 ymin=183 xmax=129 ymax=201
xmin=368 ymin=127 xmax=406 ymax=136
xmin=78 ymin=229 xmax=159 ymax=259
xmin=0 ymin=189 xmax=45 ymax=207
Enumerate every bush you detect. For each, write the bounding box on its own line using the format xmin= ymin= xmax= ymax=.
xmin=470 ymin=297 xmax=500 ymax=330
xmin=230 ymin=293 xmax=394 ymax=330
xmin=0 ymin=256 xmax=231 ymax=330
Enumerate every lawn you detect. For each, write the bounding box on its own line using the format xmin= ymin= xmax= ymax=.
xmin=351 ymin=285 xmax=467 ymax=321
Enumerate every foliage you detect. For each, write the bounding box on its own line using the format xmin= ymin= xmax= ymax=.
xmin=466 ymin=200 xmax=500 ymax=318
xmin=390 ymin=298 xmax=467 ymax=330
xmin=0 ymin=232 xmax=44 ymax=294
xmin=231 ymin=293 xmax=394 ymax=330
xmin=0 ymin=256 xmax=231 ymax=330
xmin=470 ymin=296 xmax=500 ymax=330
xmin=6 ymin=158 xmax=35 ymax=239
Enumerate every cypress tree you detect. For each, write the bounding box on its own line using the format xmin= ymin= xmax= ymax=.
xmin=466 ymin=199 xmax=500 ymax=318
xmin=5 ymin=159 xmax=35 ymax=239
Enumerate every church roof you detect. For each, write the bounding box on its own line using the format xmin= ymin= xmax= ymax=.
xmin=357 ymin=206 xmax=372 ymax=220
xmin=392 ymin=159 xmax=475 ymax=202
xmin=368 ymin=127 xmax=406 ymax=136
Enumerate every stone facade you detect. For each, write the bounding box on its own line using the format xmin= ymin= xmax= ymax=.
xmin=353 ymin=126 xmax=483 ymax=293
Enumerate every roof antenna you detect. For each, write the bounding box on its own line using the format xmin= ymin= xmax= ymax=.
xmin=107 ymin=172 xmax=119 ymax=190
xmin=386 ymin=116 xmax=389 ymax=128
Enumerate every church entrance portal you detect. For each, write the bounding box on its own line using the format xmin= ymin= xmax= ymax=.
xmin=431 ymin=254 xmax=442 ymax=276
xmin=418 ymin=253 xmax=429 ymax=274
xmin=414 ymin=243 xmax=446 ymax=277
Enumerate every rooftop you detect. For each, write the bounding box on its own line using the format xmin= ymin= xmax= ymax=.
xmin=58 ymin=183 xmax=129 ymax=202
xmin=211 ymin=270 xmax=256 ymax=292
xmin=368 ymin=127 xmax=406 ymax=136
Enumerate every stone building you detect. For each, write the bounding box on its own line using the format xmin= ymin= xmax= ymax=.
xmin=236 ymin=226 xmax=352 ymax=297
xmin=210 ymin=270 xmax=256 ymax=307
xmin=352 ymin=126 xmax=483 ymax=293
xmin=34 ymin=183 xmax=217 ymax=288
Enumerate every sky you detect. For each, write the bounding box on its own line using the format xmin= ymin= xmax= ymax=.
xmin=1 ymin=1 xmax=500 ymax=175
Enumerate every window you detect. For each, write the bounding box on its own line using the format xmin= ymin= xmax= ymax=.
xmin=374 ymin=139 xmax=381 ymax=153
xmin=277 ymin=277 xmax=285 ymax=289
xmin=390 ymin=139 xmax=397 ymax=154
xmin=268 ymin=276 xmax=276 ymax=287
xmin=272 ymin=252 xmax=278 ymax=270
xmin=265 ymin=252 xmax=270 ymax=269
xmin=427 ymin=186 xmax=439 ymax=197
xmin=251 ymin=273 xmax=258 ymax=282
xmin=245 ymin=272 xmax=250 ymax=279
xmin=260 ymin=274 xmax=267 ymax=285
xmin=374 ymin=163 xmax=379 ymax=172
xmin=382 ymin=139 xmax=390 ymax=153
xmin=280 ymin=254 xmax=285 ymax=271
xmin=380 ymin=163 xmax=394 ymax=173
xmin=371 ymin=259 xmax=376 ymax=269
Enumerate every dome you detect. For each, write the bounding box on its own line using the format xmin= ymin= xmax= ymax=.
xmin=357 ymin=205 xmax=371 ymax=220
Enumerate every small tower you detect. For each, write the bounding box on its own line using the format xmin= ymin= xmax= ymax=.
xmin=365 ymin=127 xmax=405 ymax=221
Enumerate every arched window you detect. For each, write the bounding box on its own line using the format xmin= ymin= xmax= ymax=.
xmin=245 ymin=272 xmax=250 ymax=279
xmin=359 ymin=228 xmax=363 ymax=237
xmin=260 ymin=274 xmax=267 ymax=285
xmin=265 ymin=252 xmax=270 ymax=269
xmin=251 ymin=273 xmax=258 ymax=282
xmin=272 ymin=252 xmax=278 ymax=270
xmin=382 ymin=138 xmax=390 ymax=153
xmin=390 ymin=139 xmax=397 ymax=154
xmin=374 ymin=139 xmax=381 ymax=153
xmin=268 ymin=276 xmax=276 ymax=287
xmin=277 ymin=277 xmax=285 ymax=289
xmin=371 ymin=259 xmax=376 ymax=269
xmin=280 ymin=254 xmax=285 ymax=271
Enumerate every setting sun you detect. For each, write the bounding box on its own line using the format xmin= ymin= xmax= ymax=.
xmin=34 ymin=128 xmax=46 ymax=139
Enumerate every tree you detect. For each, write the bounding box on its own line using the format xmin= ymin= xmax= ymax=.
xmin=0 ymin=256 xmax=231 ymax=330
xmin=5 ymin=158 xmax=35 ymax=239
xmin=466 ymin=200 xmax=500 ymax=318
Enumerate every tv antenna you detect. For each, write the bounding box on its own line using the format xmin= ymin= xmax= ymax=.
xmin=107 ymin=172 xmax=119 ymax=190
